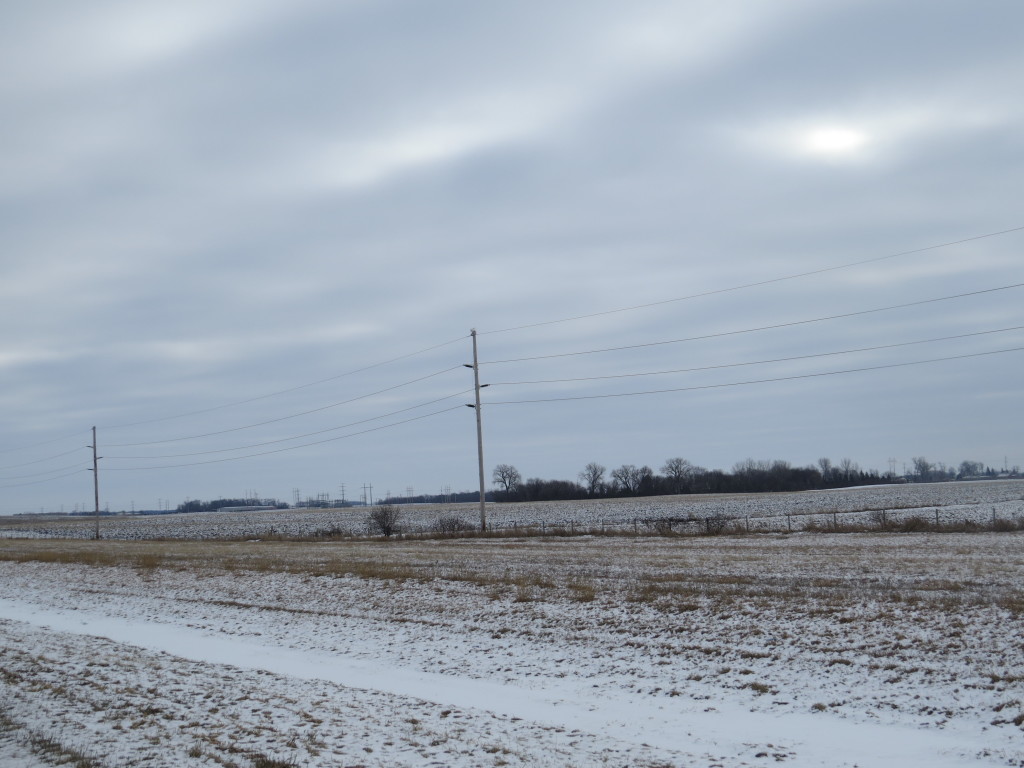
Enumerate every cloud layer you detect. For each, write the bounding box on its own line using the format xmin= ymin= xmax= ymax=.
xmin=2 ymin=0 xmax=1022 ymax=511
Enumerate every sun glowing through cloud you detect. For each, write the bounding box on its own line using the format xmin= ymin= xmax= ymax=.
xmin=801 ymin=126 xmax=868 ymax=156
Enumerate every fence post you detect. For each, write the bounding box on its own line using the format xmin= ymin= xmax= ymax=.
xmin=745 ymin=515 xmax=749 ymax=533
xmin=935 ymin=508 xmax=939 ymax=527
xmin=833 ymin=511 xmax=838 ymax=528
xmin=787 ymin=514 xmax=792 ymax=532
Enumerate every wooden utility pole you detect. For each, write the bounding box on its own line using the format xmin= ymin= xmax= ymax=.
xmin=90 ymin=426 xmax=101 ymax=539
xmin=467 ymin=329 xmax=487 ymax=531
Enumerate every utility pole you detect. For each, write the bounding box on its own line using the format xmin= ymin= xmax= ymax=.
xmin=89 ymin=426 xmax=101 ymax=540
xmin=466 ymin=329 xmax=487 ymax=531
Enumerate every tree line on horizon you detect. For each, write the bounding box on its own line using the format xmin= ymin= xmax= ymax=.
xmin=168 ymin=457 xmax=1017 ymax=513
xmin=485 ymin=456 xmax=1017 ymax=503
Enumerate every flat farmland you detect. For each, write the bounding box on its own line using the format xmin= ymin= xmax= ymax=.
xmin=0 ymin=528 xmax=1022 ymax=767
xmin=2 ymin=480 xmax=1023 ymax=540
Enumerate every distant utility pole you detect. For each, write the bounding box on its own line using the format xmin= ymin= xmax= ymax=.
xmin=465 ymin=329 xmax=488 ymax=531
xmin=88 ymin=426 xmax=101 ymax=539
xmin=363 ymin=483 xmax=373 ymax=507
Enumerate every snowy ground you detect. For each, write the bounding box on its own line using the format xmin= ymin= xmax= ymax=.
xmin=2 ymin=536 xmax=1024 ymax=768
xmin=0 ymin=532 xmax=1022 ymax=767
xmin=3 ymin=480 xmax=1023 ymax=540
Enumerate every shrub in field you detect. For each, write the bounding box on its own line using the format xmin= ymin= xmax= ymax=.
xmin=645 ymin=518 xmax=676 ymax=535
xmin=434 ymin=515 xmax=473 ymax=536
xmin=367 ymin=504 xmax=402 ymax=538
xmin=991 ymin=517 xmax=1023 ymax=532
xmin=703 ymin=514 xmax=729 ymax=536
xmin=899 ymin=516 xmax=931 ymax=533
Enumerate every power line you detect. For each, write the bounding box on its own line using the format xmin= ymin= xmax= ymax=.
xmin=104 ymin=404 xmax=465 ymax=471
xmin=105 ymin=365 xmax=463 ymax=447
xmin=0 ymin=461 xmax=89 ymax=481
xmin=0 ymin=468 xmax=86 ymax=489
xmin=489 ymin=326 xmax=1024 ymax=387
xmin=482 ymin=282 xmax=1024 ymax=365
xmin=104 ymin=389 xmax=474 ymax=459
xmin=484 ymin=346 xmax=1024 ymax=405
xmin=0 ymin=429 xmax=90 ymax=457
xmin=0 ymin=445 xmax=88 ymax=472
xmin=103 ymin=334 xmax=467 ymax=430
xmin=481 ymin=225 xmax=1024 ymax=335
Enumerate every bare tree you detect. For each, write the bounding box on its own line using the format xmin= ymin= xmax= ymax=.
xmin=817 ymin=457 xmax=834 ymax=482
xmin=838 ymin=457 xmax=859 ymax=482
xmin=610 ymin=464 xmax=637 ymax=493
xmin=368 ymin=504 xmax=401 ymax=537
xmin=958 ymin=460 xmax=984 ymax=478
xmin=912 ymin=456 xmax=933 ymax=482
xmin=492 ymin=463 xmax=522 ymax=499
xmin=661 ymin=457 xmax=698 ymax=493
xmin=578 ymin=462 xmax=606 ymax=496
xmin=611 ymin=464 xmax=653 ymax=495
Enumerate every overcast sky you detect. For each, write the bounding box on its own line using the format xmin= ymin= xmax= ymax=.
xmin=2 ymin=0 xmax=1022 ymax=513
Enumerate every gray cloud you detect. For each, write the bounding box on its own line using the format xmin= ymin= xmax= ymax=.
xmin=2 ymin=0 xmax=1022 ymax=511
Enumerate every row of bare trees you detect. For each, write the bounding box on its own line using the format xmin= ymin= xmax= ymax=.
xmin=490 ymin=454 xmax=1009 ymax=502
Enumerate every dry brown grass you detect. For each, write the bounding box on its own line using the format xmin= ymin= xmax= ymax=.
xmin=2 ymin=532 xmax=1022 ymax=613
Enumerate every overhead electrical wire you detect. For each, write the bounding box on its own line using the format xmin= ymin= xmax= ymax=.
xmin=0 ymin=429 xmax=90 ymax=457
xmin=484 ymin=346 xmax=1024 ymax=405
xmin=488 ymin=325 xmax=1024 ymax=387
xmin=0 ymin=468 xmax=86 ymax=490
xmin=103 ymin=334 xmax=468 ymax=430
xmin=481 ymin=224 xmax=1024 ymax=335
xmin=0 ymin=445 xmax=87 ymax=472
xmin=6 ymin=229 xmax=1022 ymax=492
xmin=104 ymin=388 xmax=475 ymax=460
xmin=0 ymin=461 xmax=90 ymax=481
xmin=482 ymin=283 xmax=1024 ymax=365
xmin=105 ymin=365 xmax=465 ymax=447
xmin=104 ymin=404 xmax=466 ymax=471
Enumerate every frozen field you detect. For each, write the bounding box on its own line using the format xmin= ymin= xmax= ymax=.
xmin=0 ymin=531 xmax=1022 ymax=767
xmin=2 ymin=480 xmax=1023 ymax=540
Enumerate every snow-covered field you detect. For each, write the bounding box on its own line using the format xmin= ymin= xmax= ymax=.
xmin=2 ymin=480 xmax=1023 ymax=540
xmin=1 ymin=531 xmax=1022 ymax=767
